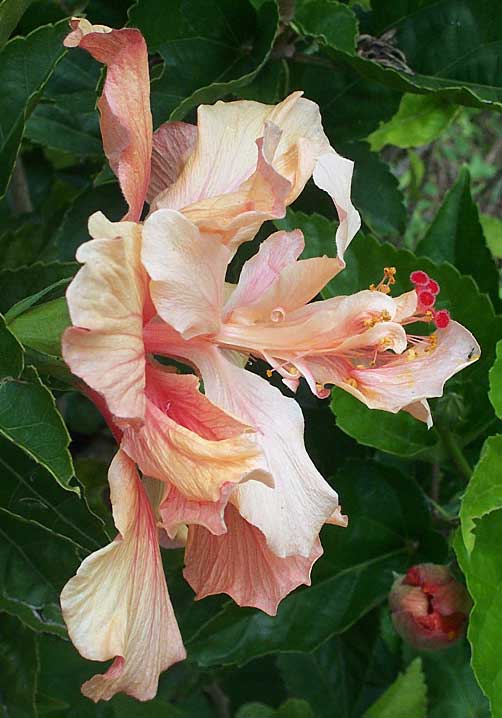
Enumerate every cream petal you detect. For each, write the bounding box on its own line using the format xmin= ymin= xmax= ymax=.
xmin=147 ymin=121 xmax=197 ymax=204
xmin=62 ymin=212 xmax=146 ymax=421
xmin=162 ymin=343 xmax=341 ymax=558
xmin=159 ymin=481 xmax=234 ymax=537
xmin=231 ymin=254 xmax=342 ymax=323
xmin=184 ymin=504 xmax=323 ymax=615
xmin=344 ymin=321 xmax=480 ymax=418
xmin=176 ymin=129 xmax=291 ymax=251
xmin=119 ymin=362 xmax=271 ymax=502
xmin=60 ymin=451 xmax=185 ymax=702
xmin=393 ymin=290 xmax=418 ymax=323
xmin=64 ymin=19 xmax=152 ymax=221
xmin=142 ymin=210 xmax=230 ymax=339
xmin=223 ymin=229 xmax=305 ymax=319
xmin=313 ymin=151 xmax=361 ymax=265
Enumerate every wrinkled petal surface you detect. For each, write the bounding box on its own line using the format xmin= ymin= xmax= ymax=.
xmin=60 ymin=451 xmax=185 ymax=702
xmin=184 ymin=504 xmax=323 ymax=615
xmin=63 ymin=212 xmax=146 ymax=421
xmin=147 ymin=121 xmax=197 ymax=204
xmin=120 ymin=362 xmax=270 ymax=502
xmin=65 ymin=19 xmax=152 ymax=220
xmin=142 ymin=210 xmax=230 ymax=338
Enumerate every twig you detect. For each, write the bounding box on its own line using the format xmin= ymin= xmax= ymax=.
xmin=205 ymin=681 xmax=231 ymax=718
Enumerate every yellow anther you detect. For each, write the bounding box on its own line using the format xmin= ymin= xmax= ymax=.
xmin=381 ymin=310 xmax=391 ymax=321
xmin=356 ymin=363 xmax=366 ymax=369
xmin=424 ymin=310 xmax=434 ymax=322
xmin=370 ymin=267 xmax=397 ymax=294
xmin=380 ymin=336 xmax=393 ymax=347
xmin=424 ymin=333 xmax=437 ymax=353
xmin=266 ymin=369 xmax=273 ymax=378
xmin=284 ymin=365 xmax=299 ymax=376
xmin=407 ymin=348 xmax=417 ymax=361
xmin=346 ymin=377 xmax=358 ymax=388
xmin=315 ymin=382 xmax=324 ymax=392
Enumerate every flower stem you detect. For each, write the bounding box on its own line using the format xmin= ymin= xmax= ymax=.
xmin=436 ymin=426 xmax=472 ymax=482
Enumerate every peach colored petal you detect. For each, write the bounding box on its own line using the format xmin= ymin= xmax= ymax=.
xmin=313 ymin=151 xmax=361 ymax=264
xmin=63 ymin=212 xmax=146 ymax=421
xmin=404 ymin=399 xmax=433 ymax=428
xmin=342 ymin=321 xmax=480 ymax=418
xmin=60 ymin=451 xmax=185 ymax=702
xmin=146 ymin=339 xmax=342 ymax=559
xmin=119 ymin=362 xmax=271 ymax=502
xmin=184 ymin=504 xmax=323 ymax=615
xmin=142 ymin=210 xmax=230 ymax=339
xmin=159 ymin=481 xmax=235 ymax=537
xmin=223 ymin=229 xmax=305 ymax=319
xmin=147 ymin=122 xmax=197 ymax=204
xmin=176 ymin=128 xmax=291 ymax=250
xmin=230 ymin=254 xmax=342 ymax=324
xmin=64 ymin=19 xmax=152 ymax=221
xmin=150 ymin=93 xmax=351 ymax=249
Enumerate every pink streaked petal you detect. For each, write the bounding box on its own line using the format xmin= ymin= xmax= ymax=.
xmin=177 ymin=130 xmax=291 ymax=251
xmin=145 ymin=362 xmax=250 ymax=440
xmin=120 ymin=362 xmax=270 ymax=503
xmin=141 ymin=209 xmax=230 ymax=339
xmin=65 ymin=19 xmax=152 ymax=221
xmin=231 ymin=254 xmax=342 ymax=324
xmin=166 ymin=343 xmax=341 ymax=558
xmin=184 ymin=504 xmax=323 ymax=615
xmin=62 ymin=212 xmax=146 ymax=421
xmin=223 ymin=229 xmax=305 ymax=319
xmin=313 ymin=151 xmax=361 ymax=265
xmin=60 ymin=451 xmax=185 ymax=702
xmin=345 ymin=321 xmax=480 ymax=419
xmin=160 ymin=481 xmax=235 ymax=538
xmin=147 ymin=121 xmax=197 ymax=204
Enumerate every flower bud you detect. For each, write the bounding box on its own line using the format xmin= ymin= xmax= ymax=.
xmin=389 ymin=564 xmax=471 ymax=650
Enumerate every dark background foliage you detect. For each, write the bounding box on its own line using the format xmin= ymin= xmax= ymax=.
xmin=0 ymin=0 xmax=501 ymax=716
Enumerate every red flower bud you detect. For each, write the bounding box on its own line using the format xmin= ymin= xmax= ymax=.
xmin=389 ymin=564 xmax=471 ymax=651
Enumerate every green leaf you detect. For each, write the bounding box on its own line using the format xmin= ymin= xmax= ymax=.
xmin=416 ymin=167 xmax=500 ymax=306
xmin=0 ymin=314 xmax=24 ymax=378
xmin=276 ymin=700 xmax=314 ymax=718
xmin=9 ymin=297 xmax=71 ymax=356
xmin=422 ymin=642 xmax=490 ymax=718
xmin=0 ymin=0 xmax=35 ymax=48
xmin=0 ymin=20 xmax=67 ymax=198
xmin=480 ymin=214 xmax=502 ymax=259
xmin=363 ymin=658 xmax=427 ymax=718
xmin=287 ymin=55 xmax=401 ymax=144
xmin=55 ymin=184 xmax=127 ymax=262
xmin=455 ymin=508 xmax=502 ymax=718
xmin=278 ymin=610 xmax=402 ymax=718
xmin=0 ymin=261 xmax=77 ymax=315
xmin=186 ymin=461 xmax=445 ymax=667
xmin=489 ymin=340 xmax=502 ymax=419
xmin=459 ymin=434 xmax=502 ymax=554
xmin=0 ymin=436 xmax=106 ymax=552
xmin=4 ymin=276 xmax=71 ymax=323
xmin=0 ymin=506 xmax=80 ymax=635
xmin=340 ymin=141 xmax=406 ymax=238
xmin=237 ymin=704 xmax=275 ymax=718
xmin=25 ymin=49 xmax=102 ymax=158
xmin=129 ymin=0 xmax=279 ymax=123
xmin=0 ymin=365 xmax=75 ymax=491
xmin=311 ymin=0 xmax=502 ymax=111
xmin=292 ymin=0 xmax=358 ymax=54
xmin=330 ymin=389 xmax=436 ymax=458
xmin=367 ymin=94 xmax=458 ymax=151
xmin=0 ymin=612 xmax=38 ymax=718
